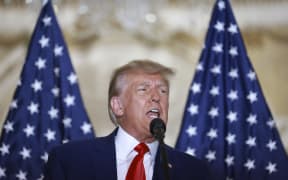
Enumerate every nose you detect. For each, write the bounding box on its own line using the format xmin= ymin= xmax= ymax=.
xmin=151 ymin=89 xmax=160 ymax=103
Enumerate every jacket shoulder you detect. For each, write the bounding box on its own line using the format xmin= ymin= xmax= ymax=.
xmin=51 ymin=137 xmax=105 ymax=154
xmin=164 ymin=145 xmax=210 ymax=180
xmin=44 ymin=133 xmax=117 ymax=180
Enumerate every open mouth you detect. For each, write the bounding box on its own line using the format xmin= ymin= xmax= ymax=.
xmin=146 ymin=108 xmax=160 ymax=119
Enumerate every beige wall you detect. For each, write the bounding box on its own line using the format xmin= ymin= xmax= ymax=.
xmin=0 ymin=1 xmax=288 ymax=151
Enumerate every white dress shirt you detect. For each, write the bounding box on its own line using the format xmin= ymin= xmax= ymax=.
xmin=115 ymin=126 xmax=159 ymax=180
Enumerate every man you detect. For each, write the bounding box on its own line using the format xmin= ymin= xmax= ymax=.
xmin=44 ymin=60 xmax=210 ymax=180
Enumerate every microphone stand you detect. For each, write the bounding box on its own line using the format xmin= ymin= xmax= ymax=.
xmin=150 ymin=118 xmax=170 ymax=180
xmin=158 ymin=138 xmax=170 ymax=180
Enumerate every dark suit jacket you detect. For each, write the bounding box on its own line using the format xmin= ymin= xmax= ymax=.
xmin=44 ymin=129 xmax=210 ymax=180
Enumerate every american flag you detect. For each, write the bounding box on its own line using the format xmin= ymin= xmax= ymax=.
xmin=175 ymin=0 xmax=288 ymax=179
xmin=0 ymin=1 xmax=95 ymax=179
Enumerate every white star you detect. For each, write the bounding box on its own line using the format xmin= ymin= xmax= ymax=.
xmin=266 ymin=140 xmax=277 ymax=151
xmin=228 ymin=68 xmax=238 ymax=79
xmin=42 ymin=15 xmax=52 ymax=26
xmin=186 ymin=125 xmax=197 ymax=137
xmin=247 ymin=91 xmax=258 ymax=103
xmin=10 ymin=99 xmax=18 ymax=109
xmin=54 ymin=44 xmax=63 ymax=56
xmin=42 ymin=0 xmax=49 ymax=6
xmin=196 ymin=62 xmax=204 ymax=71
xmin=266 ymin=162 xmax=277 ymax=174
xmin=267 ymin=119 xmax=275 ymax=129
xmin=227 ymin=111 xmax=237 ymax=123
xmin=209 ymin=86 xmax=220 ymax=96
xmin=35 ymin=57 xmax=46 ymax=70
xmin=227 ymin=90 xmax=238 ymax=101
xmin=246 ymin=114 xmax=257 ymax=125
xmin=246 ymin=136 xmax=256 ymax=147
xmin=51 ymin=87 xmax=60 ymax=97
xmin=244 ymin=159 xmax=255 ymax=170
xmin=41 ymin=152 xmax=49 ymax=163
xmin=19 ymin=147 xmax=31 ymax=160
xmin=226 ymin=133 xmax=236 ymax=145
xmin=227 ymin=23 xmax=238 ymax=34
xmin=185 ymin=147 xmax=196 ymax=156
xmin=190 ymin=83 xmax=201 ymax=94
xmin=205 ymin=150 xmax=216 ymax=162
xmin=48 ymin=106 xmax=59 ymax=119
xmin=207 ymin=128 xmax=218 ymax=140
xmin=37 ymin=174 xmax=44 ymax=180
xmin=0 ymin=143 xmax=10 ymax=156
xmin=212 ymin=43 xmax=223 ymax=53
xmin=16 ymin=170 xmax=27 ymax=180
xmin=225 ymin=155 xmax=234 ymax=167
xmin=38 ymin=35 xmax=49 ymax=48
xmin=27 ymin=102 xmax=39 ymax=115
xmin=17 ymin=79 xmax=22 ymax=86
xmin=62 ymin=139 xmax=69 ymax=144
xmin=31 ymin=79 xmax=43 ymax=92
xmin=44 ymin=129 xmax=56 ymax=142
xmin=214 ymin=21 xmax=225 ymax=32
xmin=187 ymin=103 xmax=198 ymax=116
xmin=210 ymin=64 xmax=221 ymax=75
xmin=23 ymin=124 xmax=35 ymax=137
xmin=54 ymin=67 xmax=60 ymax=77
xmin=247 ymin=70 xmax=256 ymax=81
xmin=218 ymin=0 xmax=225 ymax=10
xmin=68 ymin=72 xmax=77 ymax=85
xmin=81 ymin=122 xmax=92 ymax=134
xmin=63 ymin=117 xmax=72 ymax=128
xmin=229 ymin=46 xmax=238 ymax=57
xmin=208 ymin=107 xmax=219 ymax=119
xmin=0 ymin=166 xmax=6 ymax=178
xmin=4 ymin=121 xmax=14 ymax=133
xmin=64 ymin=94 xmax=75 ymax=107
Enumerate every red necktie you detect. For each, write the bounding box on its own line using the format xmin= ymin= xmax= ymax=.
xmin=126 ymin=143 xmax=149 ymax=180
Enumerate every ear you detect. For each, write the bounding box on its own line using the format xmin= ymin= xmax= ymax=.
xmin=110 ymin=96 xmax=124 ymax=116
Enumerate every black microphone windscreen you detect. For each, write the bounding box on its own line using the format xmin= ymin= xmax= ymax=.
xmin=150 ymin=118 xmax=166 ymax=140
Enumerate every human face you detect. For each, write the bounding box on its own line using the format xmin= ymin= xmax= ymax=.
xmin=114 ymin=72 xmax=169 ymax=143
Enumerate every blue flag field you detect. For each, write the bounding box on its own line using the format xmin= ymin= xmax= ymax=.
xmin=175 ymin=0 xmax=288 ymax=179
xmin=0 ymin=1 xmax=95 ymax=179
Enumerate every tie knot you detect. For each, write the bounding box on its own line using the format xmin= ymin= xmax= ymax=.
xmin=134 ymin=143 xmax=149 ymax=155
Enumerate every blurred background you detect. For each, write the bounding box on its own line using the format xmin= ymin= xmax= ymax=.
xmin=0 ymin=0 xmax=288 ymax=151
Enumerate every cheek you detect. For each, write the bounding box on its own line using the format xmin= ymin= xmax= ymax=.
xmin=125 ymin=96 xmax=146 ymax=115
xmin=162 ymin=98 xmax=169 ymax=118
xmin=162 ymin=97 xmax=169 ymax=108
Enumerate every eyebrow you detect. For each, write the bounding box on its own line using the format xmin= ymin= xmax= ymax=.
xmin=137 ymin=80 xmax=168 ymax=86
xmin=136 ymin=82 xmax=169 ymax=91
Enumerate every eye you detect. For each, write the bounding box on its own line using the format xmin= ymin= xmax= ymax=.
xmin=160 ymin=87 xmax=168 ymax=94
xmin=137 ymin=85 xmax=148 ymax=93
xmin=161 ymin=90 xmax=167 ymax=94
xmin=138 ymin=87 xmax=146 ymax=91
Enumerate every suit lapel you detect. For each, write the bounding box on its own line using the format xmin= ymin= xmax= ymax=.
xmin=152 ymin=148 xmax=162 ymax=180
xmin=152 ymin=144 xmax=174 ymax=180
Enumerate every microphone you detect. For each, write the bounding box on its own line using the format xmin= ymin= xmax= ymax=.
xmin=150 ymin=118 xmax=166 ymax=141
xmin=150 ymin=118 xmax=170 ymax=180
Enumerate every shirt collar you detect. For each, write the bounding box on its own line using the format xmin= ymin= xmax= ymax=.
xmin=115 ymin=126 xmax=159 ymax=160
